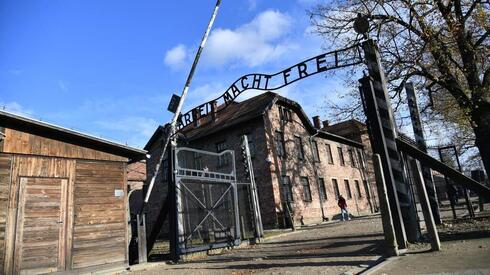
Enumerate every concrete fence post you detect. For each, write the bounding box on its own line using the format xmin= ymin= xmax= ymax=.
xmin=410 ymin=159 xmax=441 ymax=251
xmin=372 ymin=154 xmax=399 ymax=256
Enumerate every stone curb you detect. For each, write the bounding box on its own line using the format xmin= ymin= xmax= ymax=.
xmin=358 ymin=256 xmax=400 ymax=275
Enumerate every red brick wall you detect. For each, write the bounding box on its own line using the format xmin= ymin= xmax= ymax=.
xmin=264 ymin=104 xmax=374 ymax=225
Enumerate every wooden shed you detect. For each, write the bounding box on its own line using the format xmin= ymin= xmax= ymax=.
xmin=0 ymin=110 xmax=146 ymax=274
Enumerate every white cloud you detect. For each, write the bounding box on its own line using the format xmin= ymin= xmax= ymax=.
xmin=202 ymin=10 xmax=293 ymax=68
xmin=168 ymin=10 xmax=295 ymax=69
xmin=183 ymin=83 xmax=227 ymax=110
xmin=0 ymin=101 xmax=33 ymax=117
xmin=164 ymin=44 xmax=188 ymax=69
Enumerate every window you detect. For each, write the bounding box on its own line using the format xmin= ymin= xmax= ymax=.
xmin=332 ymin=179 xmax=340 ymax=200
xmin=344 ymin=179 xmax=352 ymax=199
xmin=355 ymin=180 xmax=362 ymax=198
xmin=319 ymin=178 xmax=327 ymax=201
xmin=275 ymin=131 xmax=286 ymax=157
xmin=301 ymin=177 xmax=312 ymax=201
xmin=281 ymin=176 xmax=294 ymax=202
xmin=312 ymin=141 xmax=320 ymax=162
xmin=348 ymin=148 xmax=357 ymax=167
xmin=295 ymin=136 xmax=305 ymax=159
xmin=363 ymin=180 xmax=371 ymax=198
xmin=279 ymin=106 xmax=292 ymax=122
xmin=216 ymin=141 xmax=229 ymax=166
xmin=338 ymin=147 xmax=345 ymax=166
xmin=357 ymin=150 xmax=365 ymax=169
xmin=325 ymin=143 xmax=334 ymax=164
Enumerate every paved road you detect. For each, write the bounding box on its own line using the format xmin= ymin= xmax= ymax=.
xmin=126 ymin=215 xmax=385 ymax=275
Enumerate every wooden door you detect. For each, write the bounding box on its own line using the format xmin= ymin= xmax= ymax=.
xmin=14 ymin=177 xmax=68 ymax=274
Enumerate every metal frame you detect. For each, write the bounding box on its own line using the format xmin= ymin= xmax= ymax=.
xmin=437 ymin=145 xmax=475 ymax=218
xmin=174 ymin=147 xmax=241 ymax=255
xmin=240 ymin=135 xmax=264 ymax=240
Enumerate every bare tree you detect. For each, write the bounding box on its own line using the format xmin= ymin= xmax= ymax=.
xmin=309 ymin=0 xmax=490 ymax=174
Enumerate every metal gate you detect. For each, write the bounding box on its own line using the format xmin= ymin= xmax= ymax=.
xmin=174 ymin=147 xmax=240 ymax=254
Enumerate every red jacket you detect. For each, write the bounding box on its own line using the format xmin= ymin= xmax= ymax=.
xmin=338 ymin=197 xmax=347 ymax=209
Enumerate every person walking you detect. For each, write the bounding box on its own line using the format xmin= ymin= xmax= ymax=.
xmin=338 ymin=195 xmax=350 ymax=221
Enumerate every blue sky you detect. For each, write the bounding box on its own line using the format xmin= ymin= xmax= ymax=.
xmin=1 ymin=0 xmax=353 ymax=148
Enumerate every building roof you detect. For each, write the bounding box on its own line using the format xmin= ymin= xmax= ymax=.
xmin=323 ymin=119 xmax=368 ymax=143
xmin=0 ymin=110 xmax=147 ymax=161
xmin=145 ymin=92 xmax=363 ymax=150
xmin=324 ymin=119 xmax=367 ymax=132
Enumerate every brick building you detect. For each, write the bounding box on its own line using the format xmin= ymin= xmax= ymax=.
xmin=145 ymin=92 xmax=377 ymax=231
xmin=323 ymin=119 xmax=379 ymax=212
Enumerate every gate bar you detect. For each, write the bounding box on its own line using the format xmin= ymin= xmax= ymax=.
xmin=142 ymin=0 xmax=222 ymax=213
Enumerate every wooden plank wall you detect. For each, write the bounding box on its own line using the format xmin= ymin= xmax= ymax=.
xmin=3 ymin=155 xmax=128 ymax=274
xmin=3 ymin=128 xmax=127 ymax=162
xmin=71 ymin=160 xmax=127 ymax=269
xmin=4 ymin=155 xmax=76 ymax=274
xmin=0 ymin=154 xmax=12 ymax=272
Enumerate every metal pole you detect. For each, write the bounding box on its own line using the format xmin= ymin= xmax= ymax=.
xmin=242 ymin=135 xmax=264 ymax=240
xmin=409 ymin=159 xmax=441 ymax=251
xmin=231 ymin=150 xmax=242 ymax=244
xmin=142 ymin=0 xmax=222 ymax=211
xmin=169 ymin=146 xmax=180 ymax=261
xmin=405 ymin=82 xmax=442 ymax=224
xmin=136 ymin=214 xmax=148 ymax=263
xmin=438 ymin=147 xmax=457 ymax=219
xmin=372 ymin=154 xmax=399 ymax=256
xmin=451 ymin=145 xmax=475 ymax=218
xmin=471 ymin=170 xmax=485 ymax=212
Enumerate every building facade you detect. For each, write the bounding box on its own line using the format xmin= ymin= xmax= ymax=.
xmin=145 ymin=92 xmax=377 ymax=232
xmin=323 ymin=119 xmax=379 ymax=212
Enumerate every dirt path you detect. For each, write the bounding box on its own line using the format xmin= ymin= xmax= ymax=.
xmin=125 ymin=215 xmax=385 ymax=275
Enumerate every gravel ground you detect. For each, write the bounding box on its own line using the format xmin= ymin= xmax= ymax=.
xmin=124 ymin=215 xmax=385 ymax=275
xmin=121 ymin=201 xmax=490 ymax=275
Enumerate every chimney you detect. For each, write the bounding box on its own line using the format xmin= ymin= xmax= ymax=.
xmin=322 ymin=120 xmax=330 ymax=128
xmin=211 ymin=100 xmax=218 ymax=121
xmin=312 ymin=116 xmax=321 ymax=129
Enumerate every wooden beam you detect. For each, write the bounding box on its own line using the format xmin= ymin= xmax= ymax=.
xmin=396 ymin=138 xmax=490 ymax=199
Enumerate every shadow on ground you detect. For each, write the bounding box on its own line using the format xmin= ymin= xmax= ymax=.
xmin=170 ymin=258 xmax=380 ymax=270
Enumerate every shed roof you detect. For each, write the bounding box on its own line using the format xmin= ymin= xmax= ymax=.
xmin=0 ymin=110 xmax=147 ymax=161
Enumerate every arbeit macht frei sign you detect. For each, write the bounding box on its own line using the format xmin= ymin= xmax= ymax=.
xmin=177 ymin=45 xmax=363 ymax=129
